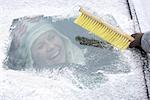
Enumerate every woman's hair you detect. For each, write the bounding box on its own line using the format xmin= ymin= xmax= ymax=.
xmin=3 ymin=16 xmax=85 ymax=70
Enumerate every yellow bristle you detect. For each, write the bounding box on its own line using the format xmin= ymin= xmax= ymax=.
xmin=74 ymin=7 xmax=135 ymax=51
xmin=75 ymin=14 xmax=83 ymax=24
xmin=109 ymin=33 xmax=120 ymax=45
xmin=92 ymin=22 xmax=101 ymax=33
xmin=122 ymin=39 xmax=129 ymax=48
xmin=80 ymin=15 xmax=87 ymax=26
xmin=102 ymin=27 xmax=110 ymax=37
xmin=100 ymin=29 xmax=111 ymax=40
xmin=106 ymin=31 xmax=116 ymax=42
xmin=116 ymin=37 xmax=125 ymax=48
xmin=122 ymin=41 xmax=130 ymax=50
xmin=112 ymin=35 xmax=122 ymax=46
xmin=117 ymin=38 xmax=127 ymax=49
xmin=82 ymin=16 xmax=89 ymax=26
xmin=118 ymin=38 xmax=129 ymax=49
xmin=85 ymin=18 xmax=93 ymax=29
xmin=93 ymin=23 xmax=99 ymax=33
xmin=87 ymin=19 xmax=95 ymax=30
xmin=121 ymin=40 xmax=130 ymax=49
xmin=94 ymin=23 xmax=100 ymax=33
xmin=102 ymin=27 xmax=111 ymax=37
xmin=98 ymin=25 xmax=106 ymax=34
xmin=121 ymin=39 xmax=128 ymax=48
xmin=122 ymin=44 xmax=129 ymax=50
xmin=89 ymin=20 xmax=96 ymax=30
xmin=102 ymin=30 xmax=113 ymax=41
xmin=95 ymin=23 xmax=103 ymax=33
xmin=97 ymin=26 xmax=106 ymax=37
xmin=90 ymin=21 xmax=98 ymax=32
xmin=83 ymin=17 xmax=91 ymax=27
xmin=114 ymin=34 xmax=123 ymax=42
xmin=96 ymin=23 xmax=104 ymax=34
xmin=109 ymin=32 xmax=119 ymax=43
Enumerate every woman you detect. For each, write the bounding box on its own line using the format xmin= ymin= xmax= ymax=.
xmin=4 ymin=16 xmax=85 ymax=70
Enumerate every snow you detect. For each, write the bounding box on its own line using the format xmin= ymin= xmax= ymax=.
xmin=0 ymin=0 xmax=148 ymax=100
xmin=131 ymin=0 xmax=150 ymax=32
xmin=131 ymin=0 xmax=150 ymax=97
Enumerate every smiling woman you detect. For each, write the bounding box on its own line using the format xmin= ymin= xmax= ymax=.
xmin=31 ymin=30 xmax=66 ymax=66
xmin=4 ymin=16 xmax=85 ymax=70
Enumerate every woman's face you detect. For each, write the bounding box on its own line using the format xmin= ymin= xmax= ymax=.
xmin=31 ymin=30 xmax=66 ymax=66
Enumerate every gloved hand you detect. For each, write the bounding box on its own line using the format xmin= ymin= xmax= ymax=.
xmin=129 ymin=33 xmax=144 ymax=48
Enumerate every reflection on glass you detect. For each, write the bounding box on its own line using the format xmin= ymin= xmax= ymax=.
xmin=4 ymin=16 xmax=85 ymax=70
xmin=31 ymin=31 xmax=66 ymax=66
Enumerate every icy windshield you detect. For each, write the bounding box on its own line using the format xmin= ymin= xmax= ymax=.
xmin=3 ymin=16 xmax=132 ymax=89
xmin=5 ymin=16 xmax=130 ymax=72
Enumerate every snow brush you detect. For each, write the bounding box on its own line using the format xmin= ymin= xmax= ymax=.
xmin=74 ymin=7 xmax=134 ymax=51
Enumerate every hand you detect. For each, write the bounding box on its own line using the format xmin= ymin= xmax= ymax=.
xmin=129 ymin=33 xmax=143 ymax=48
